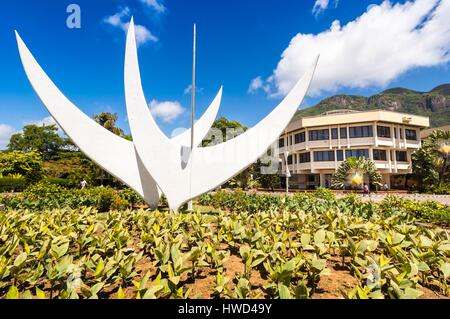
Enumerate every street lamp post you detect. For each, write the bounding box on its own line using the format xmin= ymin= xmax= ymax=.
xmin=284 ymin=151 xmax=291 ymax=194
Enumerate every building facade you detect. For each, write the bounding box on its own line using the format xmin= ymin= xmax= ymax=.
xmin=277 ymin=110 xmax=430 ymax=190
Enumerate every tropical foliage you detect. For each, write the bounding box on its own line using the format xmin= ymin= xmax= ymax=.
xmin=0 ymin=181 xmax=143 ymax=212
xmin=94 ymin=112 xmax=127 ymax=138
xmin=0 ymin=190 xmax=448 ymax=299
xmin=413 ymin=130 xmax=450 ymax=190
xmin=0 ymin=150 xmax=44 ymax=183
xmin=200 ymin=190 xmax=450 ymax=225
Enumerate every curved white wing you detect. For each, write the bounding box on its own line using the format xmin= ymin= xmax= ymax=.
xmin=125 ymin=20 xmax=318 ymax=210
xmin=15 ymin=30 xmax=222 ymax=208
xmin=172 ymin=86 xmax=223 ymax=147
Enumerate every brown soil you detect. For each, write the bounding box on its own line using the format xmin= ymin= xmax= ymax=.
xmin=419 ymin=286 xmax=449 ymax=300
xmin=181 ymin=254 xmax=448 ymax=299
xmin=185 ymin=268 xmax=216 ymax=299
xmin=312 ymin=259 xmax=358 ymax=299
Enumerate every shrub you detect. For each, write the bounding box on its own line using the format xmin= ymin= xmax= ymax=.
xmin=314 ymin=187 xmax=336 ymax=201
xmin=0 ymin=177 xmax=27 ymax=193
xmin=0 ymin=181 xmax=133 ymax=212
xmin=379 ymin=196 xmax=450 ymax=224
xmin=119 ymin=188 xmax=143 ymax=206
xmin=111 ymin=197 xmax=130 ymax=211
xmin=24 ymin=181 xmax=67 ymax=198
xmin=427 ymin=182 xmax=450 ymax=195
xmin=96 ymin=187 xmax=115 ymax=212
xmin=46 ymin=177 xmax=77 ymax=188
xmin=0 ymin=151 xmax=44 ymax=182
xmin=202 ymin=190 xmax=449 ymax=226
xmin=22 ymin=181 xmax=72 ymax=210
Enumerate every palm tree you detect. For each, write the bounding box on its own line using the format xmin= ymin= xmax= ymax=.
xmin=94 ymin=112 xmax=125 ymax=137
xmin=413 ymin=130 xmax=450 ymax=186
xmin=332 ymin=157 xmax=382 ymax=190
xmin=431 ymin=131 xmax=450 ymax=183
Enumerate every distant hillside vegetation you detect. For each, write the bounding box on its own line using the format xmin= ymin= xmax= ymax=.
xmin=293 ymin=84 xmax=450 ymax=128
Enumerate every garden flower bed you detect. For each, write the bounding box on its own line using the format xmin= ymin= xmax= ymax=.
xmin=0 ymin=189 xmax=449 ymax=299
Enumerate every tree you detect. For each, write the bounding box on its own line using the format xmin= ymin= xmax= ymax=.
xmin=257 ymin=160 xmax=281 ymax=190
xmin=0 ymin=150 xmax=44 ymax=182
xmin=202 ymin=117 xmax=280 ymax=190
xmin=332 ymin=157 xmax=382 ymax=190
xmin=78 ymin=112 xmax=126 ymax=186
xmin=94 ymin=112 xmax=124 ymax=137
xmin=202 ymin=117 xmax=257 ymax=189
xmin=202 ymin=117 xmax=247 ymax=147
xmin=412 ymin=130 xmax=450 ymax=188
xmin=8 ymin=125 xmax=67 ymax=160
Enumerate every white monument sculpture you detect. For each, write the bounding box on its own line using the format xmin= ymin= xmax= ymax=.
xmin=16 ymin=19 xmax=318 ymax=212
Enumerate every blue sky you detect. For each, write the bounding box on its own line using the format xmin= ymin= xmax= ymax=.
xmin=0 ymin=0 xmax=449 ymax=148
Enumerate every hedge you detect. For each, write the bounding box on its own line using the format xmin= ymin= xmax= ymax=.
xmin=0 ymin=178 xmax=27 ymax=193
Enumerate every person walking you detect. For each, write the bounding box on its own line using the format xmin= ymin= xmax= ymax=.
xmin=363 ymin=183 xmax=369 ymax=195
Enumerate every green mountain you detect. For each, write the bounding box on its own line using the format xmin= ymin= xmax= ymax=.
xmin=293 ymin=84 xmax=450 ymax=127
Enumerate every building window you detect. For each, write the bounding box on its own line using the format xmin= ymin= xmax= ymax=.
xmin=279 ymin=138 xmax=284 ymax=148
xmin=287 ymin=155 xmax=293 ymax=165
xmin=299 ymin=152 xmax=311 ymax=163
xmin=346 ymin=149 xmax=369 ymax=159
xmin=337 ymin=150 xmax=344 ymax=161
xmin=309 ymin=129 xmax=329 ymax=141
xmin=405 ymin=129 xmax=418 ymax=141
xmin=314 ymin=151 xmax=335 ymax=162
xmin=308 ymin=175 xmax=316 ymax=183
xmin=349 ymin=126 xmax=373 ymax=138
xmin=295 ymin=132 xmax=306 ymax=144
xmin=377 ymin=126 xmax=391 ymax=138
xmin=331 ymin=128 xmax=338 ymax=140
xmin=290 ymin=136 xmax=293 ymax=145
xmin=373 ymin=149 xmax=387 ymax=161
xmin=396 ymin=151 xmax=408 ymax=162
xmin=340 ymin=128 xmax=347 ymax=139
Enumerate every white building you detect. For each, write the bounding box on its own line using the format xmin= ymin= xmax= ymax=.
xmin=277 ymin=110 xmax=430 ymax=189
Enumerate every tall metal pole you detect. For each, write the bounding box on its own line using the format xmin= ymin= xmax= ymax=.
xmin=187 ymin=24 xmax=196 ymax=212
xmin=191 ymin=23 xmax=196 ymax=152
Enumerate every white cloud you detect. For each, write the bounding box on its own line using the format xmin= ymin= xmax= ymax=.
xmin=0 ymin=124 xmax=16 ymax=149
xmin=183 ymin=85 xmax=204 ymax=95
xmin=104 ymin=7 xmax=158 ymax=46
xmin=126 ymin=23 xmax=158 ymax=44
xmin=313 ymin=0 xmax=339 ymax=16
xmin=248 ymin=76 xmax=272 ymax=94
xmin=258 ymin=0 xmax=450 ymax=97
xmin=248 ymin=76 xmax=263 ymax=94
xmin=104 ymin=7 xmax=130 ymax=27
xmin=313 ymin=0 xmax=330 ymax=16
xmin=140 ymin=0 xmax=166 ymax=13
xmin=149 ymin=100 xmax=186 ymax=123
